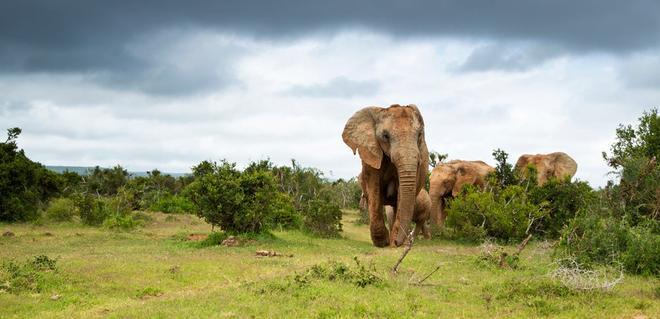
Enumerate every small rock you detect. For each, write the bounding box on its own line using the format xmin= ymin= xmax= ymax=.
xmin=2 ymin=231 xmax=15 ymax=237
xmin=50 ymin=294 xmax=61 ymax=301
xmin=222 ymin=236 xmax=240 ymax=247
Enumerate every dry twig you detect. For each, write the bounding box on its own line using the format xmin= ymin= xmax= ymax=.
xmin=391 ymin=228 xmax=415 ymax=274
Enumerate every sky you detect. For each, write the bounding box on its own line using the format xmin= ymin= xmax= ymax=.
xmin=1 ymin=1 xmax=659 ymax=187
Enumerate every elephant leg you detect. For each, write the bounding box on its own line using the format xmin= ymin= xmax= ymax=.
xmin=367 ymin=191 xmax=388 ymax=248
xmin=422 ymin=222 xmax=431 ymax=239
xmin=389 ymin=205 xmax=400 ymax=247
xmin=429 ymin=189 xmax=443 ymax=227
xmin=438 ymin=197 xmax=448 ymax=227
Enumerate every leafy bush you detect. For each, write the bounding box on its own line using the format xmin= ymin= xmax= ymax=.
xmin=45 ymin=197 xmax=77 ymax=222
xmin=301 ymin=199 xmax=343 ymax=238
xmin=293 ymin=258 xmax=380 ymax=288
xmin=267 ymin=192 xmax=300 ymax=230
xmin=558 ymin=206 xmax=659 ymax=275
xmin=74 ymin=194 xmax=110 ymax=226
xmin=529 ymin=180 xmax=597 ymax=238
xmin=149 ymin=194 xmax=194 ymax=214
xmin=445 ymin=185 xmax=546 ymax=242
xmin=0 ymin=255 xmax=59 ymax=294
xmin=1 ymin=128 xmax=60 ymax=222
xmin=185 ymin=160 xmax=295 ymax=234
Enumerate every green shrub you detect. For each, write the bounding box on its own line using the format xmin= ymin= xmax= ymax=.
xmin=185 ymin=160 xmax=301 ymax=234
xmin=75 ymin=194 xmax=110 ymax=226
xmin=293 ymin=258 xmax=380 ymax=288
xmin=267 ymin=192 xmax=300 ymax=229
xmin=301 ymin=199 xmax=342 ymax=238
xmin=1 ymin=128 xmax=60 ymax=222
xmin=557 ymin=206 xmax=659 ymax=275
xmin=529 ymin=179 xmax=597 ymax=238
xmin=445 ymin=185 xmax=545 ymax=242
xmin=0 ymin=255 xmax=59 ymax=294
xmin=149 ymin=194 xmax=194 ymax=214
xmin=103 ymin=212 xmax=142 ymax=231
xmin=44 ymin=197 xmax=76 ymax=222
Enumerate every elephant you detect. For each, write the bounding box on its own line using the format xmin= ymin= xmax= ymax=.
xmin=429 ymin=160 xmax=494 ymax=227
xmin=514 ymin=152 xmax=577 ymax=185
xmin=343 ymin=104 xmax=429 ymax=247
xmin=384 ymin=189 xmax=431 ymax=240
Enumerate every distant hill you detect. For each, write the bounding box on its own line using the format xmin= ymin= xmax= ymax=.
xmin=46 ymin=166 xmax=189 ymax=178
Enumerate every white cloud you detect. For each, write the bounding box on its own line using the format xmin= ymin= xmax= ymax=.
xmin=1 ymin=30 xmax=656 ymax=186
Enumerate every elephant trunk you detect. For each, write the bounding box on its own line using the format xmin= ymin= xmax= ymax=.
xmin=394 ymin=162 xmax=418 ymax=246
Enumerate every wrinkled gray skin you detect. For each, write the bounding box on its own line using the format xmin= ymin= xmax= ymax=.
xmin=344 ymin=105 xmax=429 ymax=247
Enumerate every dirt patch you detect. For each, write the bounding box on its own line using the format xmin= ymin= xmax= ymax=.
xmin=2 ymin=231 xmax=15 ymax=237
xmin=186 ymin=234 xmax=208 ymax=241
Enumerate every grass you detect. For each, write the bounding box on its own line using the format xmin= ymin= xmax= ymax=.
xmin=0 ymin=210 xmax=658 ymax=318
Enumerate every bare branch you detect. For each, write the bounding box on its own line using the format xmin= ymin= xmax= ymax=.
xmin=391 ymin=227 xmax=415 ymax=274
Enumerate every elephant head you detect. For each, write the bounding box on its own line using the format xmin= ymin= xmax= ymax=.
xmin=515 ymin=152 xmax=577 ymax=185
xmin=343 ymin=104 xmax=429 ymax=247
xmin=429 ymin=160 xmax=494 ymax=226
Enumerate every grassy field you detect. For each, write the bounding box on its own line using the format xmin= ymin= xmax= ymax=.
xmin=1 ymin=210 xmax=658 ymax=318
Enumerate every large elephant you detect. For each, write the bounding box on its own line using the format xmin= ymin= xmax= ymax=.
xmin=514 ymin=152 xmax=577 ymax=185
xmin=343 ymin=104 xmax=429 ymax=247
xmin=429 ymin=160 xmax=494 ymax=227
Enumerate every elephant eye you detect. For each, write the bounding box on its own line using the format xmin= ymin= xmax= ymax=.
xmin=381 ymin=131 xmax=390 ymax=141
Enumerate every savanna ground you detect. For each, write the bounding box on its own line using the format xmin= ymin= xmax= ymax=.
xmin=1 ymin=210 xmax=658 ymax=319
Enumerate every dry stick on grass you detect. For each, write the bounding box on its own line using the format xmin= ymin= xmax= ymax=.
xmin=499 ymin=234 xmax=533 ymax=269
xmin=391 ymin=227 xmax=416 ymax=274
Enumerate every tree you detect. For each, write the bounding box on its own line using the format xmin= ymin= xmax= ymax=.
xmin=603 ymin=108 xmax=659 ymax=168
xmin=428 ymin=151 xmax=448 ymax=168
xmin=0 ymin=128 xmax=60 ymax=221
xmin=491 ymin=148 xmax=518 ymax=188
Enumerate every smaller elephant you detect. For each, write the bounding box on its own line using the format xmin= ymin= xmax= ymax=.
xmin=515 ymin=152 xmax=577 ymax=185
xmin=429 ymin=160 xmax=495 ymax=227
xmin=386 ymin=189 xmax=431 ymax=240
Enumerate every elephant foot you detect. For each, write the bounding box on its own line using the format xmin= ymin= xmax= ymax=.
xmin=371 ymin=230 xmax=389 ymax=247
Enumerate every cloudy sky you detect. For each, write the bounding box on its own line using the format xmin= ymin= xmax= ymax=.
xmin=1 ymin=1 xmax=659 ymax=186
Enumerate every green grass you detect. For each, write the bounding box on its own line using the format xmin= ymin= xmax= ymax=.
xmin=1 ymin=211 xmax=658 ymax=318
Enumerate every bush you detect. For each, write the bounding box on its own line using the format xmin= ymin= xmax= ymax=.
xmin=184 ymin=160 xmax=296 ymax=234
xmin=44 ymin=197 xmax=77 ymax=222
xmin=74 ymin=194 xmax=110 ymax=226
xmin=529 ymin=180 xmax=597 ymax=238
xmin=301 ymin=199 xmax=342 ymax=238
xmin=557 ymin=206 xmax=659 ymax=275
xmin=0 ymin=255 xmax=59 ymax=294
xmin=149 ymin=194 xmax=194 ymax=214
xmin=267 ymin=192 xmax=300 ymax=230
xmin=445 ymin=185 xmax=546 ymax=242
xmin=1 ymin=128 xmax=60 ymax=222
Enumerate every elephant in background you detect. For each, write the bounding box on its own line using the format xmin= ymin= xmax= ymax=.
xmin=343 ymin=104 xmax=429 ymax=247
xmin=429 ymin=160 xmax=494 ymax=227
xmin=515 ymin=152 xmax=577 ymax=185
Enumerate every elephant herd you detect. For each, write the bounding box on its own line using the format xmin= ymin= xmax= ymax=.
xmin=343 ymin=104 xmax=578 ymax=247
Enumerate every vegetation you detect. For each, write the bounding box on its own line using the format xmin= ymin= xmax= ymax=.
xmin=0 ymin=211 xmax=657 ymax=318
xmin=0 ymin=128 xmax=60 ymax=222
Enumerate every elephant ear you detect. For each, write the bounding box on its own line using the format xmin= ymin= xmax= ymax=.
xmin=342 ymin=107 xmax=383 ymax=169
xmin=407 ymin=104 xmax=430 ymax=177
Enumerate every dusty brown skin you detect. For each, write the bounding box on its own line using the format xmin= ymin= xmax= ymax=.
xmin=381 ymin=189 xmax=431 ymax=240
xmin=515 ymin=152 xmax=577 ymax=185
xmin=343 ymin=105 xmax=429 ymax=247
xmin=429 ymin=160 xmax=494 ymax=227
